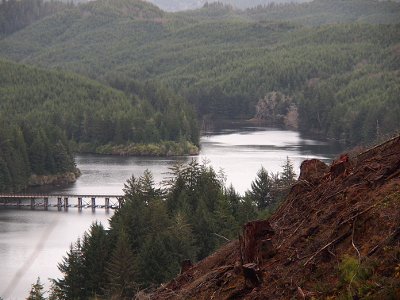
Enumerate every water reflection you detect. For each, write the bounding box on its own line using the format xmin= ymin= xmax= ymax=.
xmin=23 ymin=125 xmax=344 ymax=197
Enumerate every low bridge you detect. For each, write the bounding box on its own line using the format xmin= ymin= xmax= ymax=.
xmin=0 ymin=194 xmax=125 ymax=210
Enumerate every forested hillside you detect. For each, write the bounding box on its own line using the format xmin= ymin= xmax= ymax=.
xmin=245 ymin=0 xmax=400 ymax=25
xmin=0 ymin=0 xmax=73 ymax=39
xmin=0 ymin=59 xmax=199 ymax=192
xmin=0 ymin=0 xmax=400 ymax=154
xmin=1 ymin=0 xmax=398 ymax=145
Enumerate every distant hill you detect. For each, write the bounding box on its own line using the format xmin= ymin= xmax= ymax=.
xmin=0 ymin=0 xmax=399 ymax=145
xmin=0 ymin=0 xmax=72 ymax=39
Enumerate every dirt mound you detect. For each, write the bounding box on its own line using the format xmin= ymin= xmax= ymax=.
xmin=150 ymin=136 xmax=400 ymax=300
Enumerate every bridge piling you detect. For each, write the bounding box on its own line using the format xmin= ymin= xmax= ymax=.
xmin=78 ymin=198 xmax=82 ymax=209
xmin=57 ymin=197 xmax=62 ymax=210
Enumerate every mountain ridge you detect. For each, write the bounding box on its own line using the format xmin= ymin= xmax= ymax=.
xmin=1 ymin=0 xmax=399 ymax=145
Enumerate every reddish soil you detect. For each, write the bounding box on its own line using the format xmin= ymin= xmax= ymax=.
xmin=150 ymin=136 xmax=400 ymax=300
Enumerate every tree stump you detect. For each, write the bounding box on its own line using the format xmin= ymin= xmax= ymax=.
xmin=242 ymin=263 xmax=261 ymax=288
xmin=241 ymin=219 xmax=275 ymax=264
xmin=180 ymin=259 xmax=192 ymax=274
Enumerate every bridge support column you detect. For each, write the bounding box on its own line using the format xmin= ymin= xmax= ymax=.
xmin=118 ymin=197 xmax=124 ymax=208
xmin=105 ymin=198 xmax=110 ymax=209
xmin=57 ymin=197 xmax=62 ymax=210
xmin=64 ymin=197 xmax=69 ymax=210
xmin=91 ymin=197 xmax=96 ymax=210
xmin=17 ymin=198 xmax=21 ymax=207
xmin=31 ymin=197 xmax=35 ymax=209
xmin=3 ymin=198 xmax=7 ymax=206
xmin=78 ymin=198 xmax=82 ymax=210
xmin=44 ymin=197 xmax=48 ymax=210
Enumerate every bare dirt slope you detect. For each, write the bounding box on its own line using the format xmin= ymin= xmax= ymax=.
xmin=150 ymin=135 xmax=400 ymax=300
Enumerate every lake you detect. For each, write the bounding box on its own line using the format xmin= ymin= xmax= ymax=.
xmin=0 ymin=124 xmax=344 ymax=299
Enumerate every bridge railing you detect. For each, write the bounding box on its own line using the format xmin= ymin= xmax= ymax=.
xmin=0 ymin=194 xmax=125 ymax=210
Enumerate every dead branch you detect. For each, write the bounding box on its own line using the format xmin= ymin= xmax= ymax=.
xmin=303 ymin=229 xmax=352 ymax=266
xmin=213 ymin=232 xmax=230 ymax=241
xmin=351 ymin=218 xmax=361 ymax=261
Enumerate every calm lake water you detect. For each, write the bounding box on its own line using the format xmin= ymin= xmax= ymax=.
xmin=0 ymin=124 xmax=344 ymax=299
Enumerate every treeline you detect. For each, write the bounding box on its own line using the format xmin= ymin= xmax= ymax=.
xmin=0 ymin=122 xmax=75 ymax=192
xmin=0 ymin=0 xmax=73 ymax=39
xmin=39 ymin=158 xmax=296 ymax=299
xmin=0 ymin=59 xmax=199 ymax=192
xmin=245 ymin=0 xmax=400 ymax=25
xmin=179 ymin=0 xmax=400 ymax=24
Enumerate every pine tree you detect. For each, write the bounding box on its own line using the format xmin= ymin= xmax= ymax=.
xmin=168 ymin=211 xmax=198 ymax=265
xmin=26 ymin=277 xmax=46 ymax=300
xmin=137 ymin=232 xmax=178 ymax=286
xmin=81 ymin=222 xmax=109 ymax=298
xmin=280 ymin=156 xmax=297 ymax=185
xmin=247 ymin=166 xmax=275 ymax=210
xmin=213 ymin=192 xmax=238 ymax=241
xmin=104 ymin=230 xmax=137 ymax=300
xmin=274 ymin=157 xmax=297 ymax=203
xmin=28 ymin=130 xmax=46 ymax=175
xmin=51 ymin=239 xmax=86 ymax=300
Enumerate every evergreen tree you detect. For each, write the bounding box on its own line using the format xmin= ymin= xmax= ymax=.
xmin=192 ymin=198 xmax=218 ymax=260
xmin=247 ymin=166 xmax=275 ymax=210
xmin=26 ymin=277 xmax=46 ymax=300
xmin=53 ymin=141 xmax=74 ymax=173
xmin=213 ymin=192 xmax=238 ymax=240
xmin=168 ymin=211 xmax=198 ymax=265
xmin=280 ymin=156 xmax=297 ymax=185
xmin=51 ymin=239 xmax=86 ymax=300
xmin=271 ymin=157 xmax=297 ymax=205
xmin=137 ymin=232 xmax=178 ymax=286
xmin=105 ymin=230 xmax=137 ymax=300
xmin=0 ymin=157 xmax=12 ymax=193
xmin=81 ymin=222 xmax=109 ymax=298
xmin=236 ymin=195 xmax=258 ymax=225
xmin=28 ymin=130 xmax=46 ymax=175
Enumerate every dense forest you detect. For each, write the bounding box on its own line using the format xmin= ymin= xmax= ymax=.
xmin=0 ymin=59 xmax=199 ymax=192
xmin=0 ymin=0 xmax=399 ymax=147
xmin=27 ymin=158 xmax=295 ymax=299
xmin=0 ymin=0 xmax=73 ymax=38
